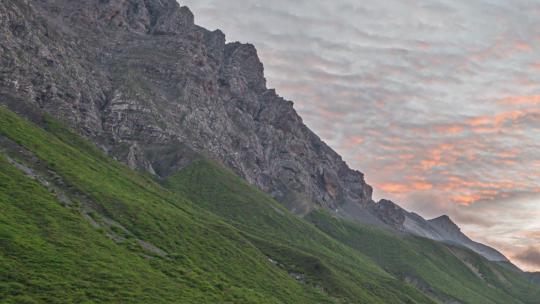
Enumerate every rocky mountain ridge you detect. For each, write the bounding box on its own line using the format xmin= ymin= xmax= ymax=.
xmin=1 ymin=0 xmax=373 ymax=212
xmin=365 ymin=199 xmax=508 ymax=261
xmin=0 ymin=0 xmax=508 ymax=263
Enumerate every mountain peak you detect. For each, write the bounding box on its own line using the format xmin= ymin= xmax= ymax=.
xmin=151 ymin=3 xmax=195 ymax=35
xmin=431 ymin=214 xmax=451 ymax=222
xmin=223 ymin=42 xmax=267 ymax=93
xmin=429 ymin=215 xmax=460 ymax=231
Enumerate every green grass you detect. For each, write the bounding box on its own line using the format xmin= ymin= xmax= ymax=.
xmin=1 ymin=104 xmax=538 ymax=303
xmin=306 ymin=210 xmax=540 ymax=304
xmin=164 ymin=159 xmax=436 ymax=303
xmin=165 ymin=157 xmax=540 ymax=304
xmin=0 ymin=106 xmax=332 ymax=303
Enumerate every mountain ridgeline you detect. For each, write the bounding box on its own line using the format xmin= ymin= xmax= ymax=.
xmin=1 ymin=0 xmax=538 ymax=303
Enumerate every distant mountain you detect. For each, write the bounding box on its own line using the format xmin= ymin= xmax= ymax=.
xmin=428 ymin=215 xmax=508 ymax=261
xmin=367 ymin=199 xmax=508 ymax=262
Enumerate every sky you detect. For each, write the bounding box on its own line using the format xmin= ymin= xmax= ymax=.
xmin=181 ymin=0 xmax=540 ymax=271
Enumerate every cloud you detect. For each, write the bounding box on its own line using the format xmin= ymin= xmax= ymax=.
xmin=514 ymin=247 xmax=540 ymax=269
xmin=498 ymin=95 xmax=540 ymax=106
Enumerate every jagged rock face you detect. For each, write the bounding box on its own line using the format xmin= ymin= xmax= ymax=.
xmin=370 ymin=199 xmax=509 ymax=262
xmin=372 ymin=199 xmax=406 ymax=228
xmin=0 ymin=0 xmax=372 ymax=211
xmin=429 ymin=215 xmax=461 ymax=236
xmin=427 ymin=215 xmax=509 ymax=262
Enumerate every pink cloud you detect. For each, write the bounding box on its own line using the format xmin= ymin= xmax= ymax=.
xmin=498 ymin=95 xmax=540 ymax=105
xmin=514 ymin=42 xmax=533 ymax=52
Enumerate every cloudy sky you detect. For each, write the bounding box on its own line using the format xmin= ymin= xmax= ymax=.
xmin=181 ymin=0 xmax=540 ymax=271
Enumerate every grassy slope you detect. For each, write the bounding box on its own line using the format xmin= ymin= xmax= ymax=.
xmin=0 ymin=105 xmax=433 ymax=303
xmin=1 ymin=105 xmax=538 ymax=303
xmin=306 ymin=210 xmax=540 ymax=304
xmin=164 ymin=160 xmax=434 ymax=303
xmin=166 ymin=159 xmax=540 ymax=304
xmin=0 ymin=106 xmax=332 ymax=304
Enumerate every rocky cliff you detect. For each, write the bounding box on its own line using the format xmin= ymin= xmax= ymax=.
xmin=0 ymin=0 xmax=507 ymax=263
xmin=0 ymin=0 xmax=372 ymax=214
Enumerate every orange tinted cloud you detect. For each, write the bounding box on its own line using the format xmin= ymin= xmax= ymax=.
xmin=378 ymin=183 xmax=409 ymax=194
xmin=467 ymin=109 xmax=540 ymax=133
xmin=342 ymin=135 xmax=365 ymax=149
xmin=441 ymin=176 xmax=520 ymax=192
xmin=417 ymin=143 xmax=455 ymax=170
xmin=451 ymin=194 xmax=485 ymax=205
xmin=429 ymin=124 xmax=464 ymax=135
xmin=419 ymin=159 xmax=445 ymax=170
xmin=497 ymin=149 xmax=520 ymax=158
xmin=518 ymin=230 xmax=540 ymax=241
xmin=377 ymin=178 xmax=433 ymax=195
xmin=411 ymin=181 xmax=433 ymax=191
xmin=349 ymin=136 xmax=364 ymax=145
xmin=495 ymin=159 xmax=517 ymax=166
xmin=498 ymin=95 xmax=540 ymax=105
xmin=469 ymin=116 xmax=491 ymax=126
xmin=515 ymin=42 xmax=532 ymax=52
xmin=398 ymin=154 xmax=415 ymax=160
xmin=378 ymin=182 xmax=430 ymax=193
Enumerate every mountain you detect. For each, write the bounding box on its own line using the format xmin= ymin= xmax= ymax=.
xmin=371 ymin=200 xmax=508 ymax=262
xmin=1 ymin=0 xmax=539 ymax=302
xmin=427 ymin=215 xmax=508 ymax=261
xmin=0 ymin=0 xmax=507 ymax=263
xmin=0 ymin=0 xmax=373 ymax=215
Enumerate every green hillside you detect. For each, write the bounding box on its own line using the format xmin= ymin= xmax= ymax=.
xmin=0 ymin=106 xmax=332 ymax=303
xmin=167 ymin=154 xmax=540 ymax=304
xmin=164 ymin=159 xmax=432 ymax=303
xmin=1 ymin=104 xmax=538 ymax=303
xmin=306 ymin=211 xmax=540 ymax=304
xmin=0 ymin=105 xmax=429 ymax=303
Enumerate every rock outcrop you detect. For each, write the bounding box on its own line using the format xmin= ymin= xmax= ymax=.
xmin=428 ymin=215 xmax=508 ymax=261
xmin=0 ymin=0 xmax=373 ymax=213
xmin=371 ymin=199 xmax=508 ymax=262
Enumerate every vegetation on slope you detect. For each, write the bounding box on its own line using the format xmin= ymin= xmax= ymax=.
xmin=0 ymin=106 xmax=331 ymax=303
xmin=165 ymin=159 xmax=540 ymax=303
xmin=165 ymin=160 xmax=434 ymax=303
xmin=306 ymin=210 xmax=540 ymax=304
xmin=1 ymin=104 xmax=538 ymax=303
